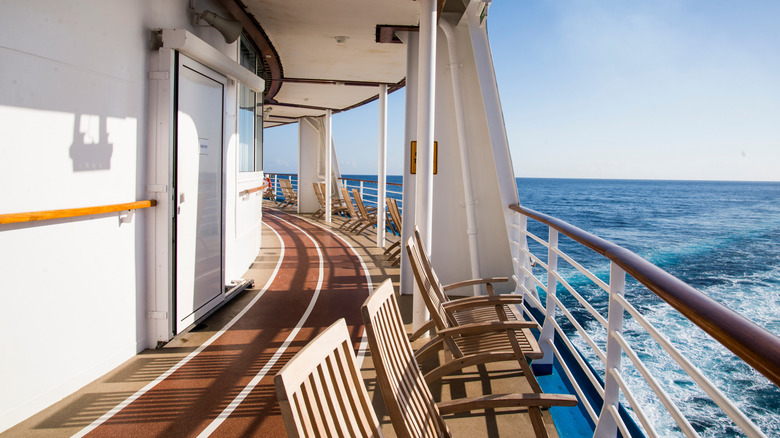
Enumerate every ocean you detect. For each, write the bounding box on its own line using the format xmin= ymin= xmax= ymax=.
xmin=341 ymin=175 xmax=780 ymax=436
xmin=517 ymin=178 xmax=780 ymax=437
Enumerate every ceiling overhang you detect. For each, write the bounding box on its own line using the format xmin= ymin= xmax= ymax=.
xmin=220 ymin=0 xmax=422 ymax=125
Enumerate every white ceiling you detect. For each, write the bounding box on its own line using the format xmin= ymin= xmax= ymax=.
xmin=242 ymin=0 xmax=420 ymax=123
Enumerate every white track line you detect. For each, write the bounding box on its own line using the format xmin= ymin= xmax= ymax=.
xmin=72 ymin=223 xmax=286 ymax=438
xmin=197 ymin=214 xmax=325 ymax=437
xmin=292 ymin=213 xmax=374 ymax=368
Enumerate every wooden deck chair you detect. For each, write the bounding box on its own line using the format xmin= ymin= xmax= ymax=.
xmin=318 ymin=182 xmax=348 ymax=217
xmin=274 ymin=319 xmax=382 ymax=438
xmin=338 ymin=186 xmax=363 ymax=231
xmin=351 ymin=188 xmax=377 ymax=234
xmin=278 ymin=178 xmax=298 ymax=209
xmin=362 ymin=279 xmax=578 ymax=438
xmin=311 ymin=182 xmax=326 ymax=218
xmin=383 ymin=197 xmax=402 ymax=265
xmin=407 ymin=227 xmax=540 ymax=342
xmin=406 ymin=229 xmax=544 ymax=384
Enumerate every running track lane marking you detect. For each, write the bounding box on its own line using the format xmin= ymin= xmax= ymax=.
xmin=72 ymin=223 xmax=286 ymax=438
xmin=291 ymin=213 xmax=374 ymax=368
xmin=197 ymin=213 xmax=326 ymax=437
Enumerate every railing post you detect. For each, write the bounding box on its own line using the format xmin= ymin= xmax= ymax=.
xmin=594 ymin=262 xmax=627 ymax=438
xmin=377 ymin=83 xmax=387 ymax=249
xmin=274 ymin=175 xmax=279 ymax=200
xmin=534 ymin=228 xmax=558 ymax=375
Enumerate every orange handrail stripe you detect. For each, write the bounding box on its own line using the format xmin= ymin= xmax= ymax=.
xmin=0 ymin=200 xmax=157 ymax=225
xmin=509 ymin=203 xmax=780 ymax=388
xmin=241 ymin=183 xmax=268 ymax=196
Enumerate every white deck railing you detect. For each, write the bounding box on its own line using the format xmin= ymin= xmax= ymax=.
xmin=509 ymin=204 xmax=780 ymax=438
xmin=338 ymin=176 xmax=403 ymax=211
xmin=264 ymin=174 xmax=404 ymax=213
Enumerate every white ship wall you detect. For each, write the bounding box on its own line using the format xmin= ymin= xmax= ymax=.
xmin=406 ymin=12 xmax=517 ymax=294
xmin=0 ymin=0 xmax=262 ymax=431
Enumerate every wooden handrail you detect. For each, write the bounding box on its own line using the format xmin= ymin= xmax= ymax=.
xmin=338 ymin=176 xmax=403 ymax=187
xmin=240 ymin=183 xmax=268 ymax=196
xmin=0 ymin=200 xmax=157 ymax=225
xmin=509 ymin=203 xmax=780 ymax=388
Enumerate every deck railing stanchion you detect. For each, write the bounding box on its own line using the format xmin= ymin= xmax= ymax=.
xmin=325 ymin=109 xmax=332 ymax=222
xmin=534 ymin=228 xmax=558 ymax=374
xmin=594 ymin=262 xmax=627 ymax=437
xmin=377 ymin=84 xmax=388 ymax=248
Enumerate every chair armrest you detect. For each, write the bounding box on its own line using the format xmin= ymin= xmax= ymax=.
xmin=409 ymin=319 xmax=436 ymax=342
xmin=441 ymin=295 xmax=525 ymax=312
xmin=437 ymin=393 xmax=577 ymax=415
xmin=442 ymin=277 xmax=508 ymax=293
xmin=436 ymin=321 xmax=539 ymax=337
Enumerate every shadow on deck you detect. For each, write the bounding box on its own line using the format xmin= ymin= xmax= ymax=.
xmin=2 ymin=203 xmax=560 ymax=438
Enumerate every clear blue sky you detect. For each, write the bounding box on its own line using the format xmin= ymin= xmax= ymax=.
xmin=264 ymin=1 xmax=780 ymax=181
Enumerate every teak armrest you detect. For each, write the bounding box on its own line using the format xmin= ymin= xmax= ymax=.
xmin=409 ymin=319 xmax=436 ymax=342
xmin=442 ymin=277 xmax=509 ymax=292
xmin=441 ymin=295 xmax=526 ymax=312
xmin=436 ymin=393 xmax=578 ymax=415
xmin=436 ymin=321 xmax=539 ymax=337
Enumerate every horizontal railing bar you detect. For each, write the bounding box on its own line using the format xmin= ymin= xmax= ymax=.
xmin=338 ymin=176 xmax=403 ymax=186
xmin=550 ymin=318 xmax=606 ymax=399
xmin=549 ymin=293 xmax=607 ymax=363
xmin=552 ymin=246 xmax=610 ymax=293
xmin=519 ymin=227 xmax=549 ymax=248
xmin=517 ymin=282 xmax=544 ymax=310
xmin=608 ymin=402 xmax=634 ymax=438
xmin=551 ymin=270 xmax=609 ymax=329
xmin=614 ymin=294 xmax=765 ymax=437
xmin=517 ymin=263 xmax=547 ymax=291
xmin=547 ymin=339 xmax=600 ymax=423
xmin=0 ymin=200 xmax=157 ymax=225
xmin=510 ymin=203 xmax=780 ymax=387
xmin=517 ymin=247 xmax=548 ymax=271
xmin=609 ymin=366 xmax=660 ymax=438
xmin=613 ymin=331 xmax=697 ymax=438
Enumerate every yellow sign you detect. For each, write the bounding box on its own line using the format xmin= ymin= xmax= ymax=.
xmin=410 ymin=141 xmax=438 ymax=175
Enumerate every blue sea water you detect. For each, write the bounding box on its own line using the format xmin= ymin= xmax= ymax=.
xmin=516 ymin=178 xmax=780 ymax=436
xmin=343 ymin=175 xmax=780 ymax=436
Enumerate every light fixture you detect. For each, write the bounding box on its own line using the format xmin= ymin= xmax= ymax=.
xmin=334 ymin=36 xmax=349 ymax=44
xmin=199 ymin=10 xmax=242 ymax=44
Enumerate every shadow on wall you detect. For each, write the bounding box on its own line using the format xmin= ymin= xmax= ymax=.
xmin=70 ymin=113 xmax=114 ymax=171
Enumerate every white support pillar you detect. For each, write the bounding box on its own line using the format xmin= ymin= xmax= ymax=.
xmin=325 ymin=109 xmax=332 ymax=223
xmin=412 ymin=0 xmax=437 ymax=331
xmin=440 ymin=18 xmax=481 ymax=296
xmin=398 ymin=30 xmax=418 ymax=300
xmin=377 ymin=84 xmax=388 ymax=248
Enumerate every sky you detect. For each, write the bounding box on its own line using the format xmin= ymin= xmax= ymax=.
xmin=264 ymin=1 xmax=780 ymax=181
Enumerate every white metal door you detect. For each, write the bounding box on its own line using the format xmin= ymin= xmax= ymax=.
xmin=175 ymin=55 xmax=225 ymax=332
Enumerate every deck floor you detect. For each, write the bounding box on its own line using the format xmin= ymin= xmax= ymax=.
xmin=2 ymin=204 xmax=560 ymax=437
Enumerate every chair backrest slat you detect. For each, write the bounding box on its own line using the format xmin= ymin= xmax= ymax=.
xmin=386 ymin=198 xmax=402 ymax=235
xmin=340 ymin=186 xmax=359 ymax=218
xmin=313 ymin=182 xmax=325 ymax=205
xmin=351 ymin=189 xmax=372 ymax=220
xmin=405 ymin=237 xmax=454 ymax=331
xmin=275 ymin=319 xmax=382 ymax=438
xmin=362 ymin=280 xmax=449 ymax=438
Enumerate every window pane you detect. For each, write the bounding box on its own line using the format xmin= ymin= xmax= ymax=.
xmin=239 ymin=84 xmax=256 ymax=172
xmin=238 ymin=35 xmax=262 ymax=172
